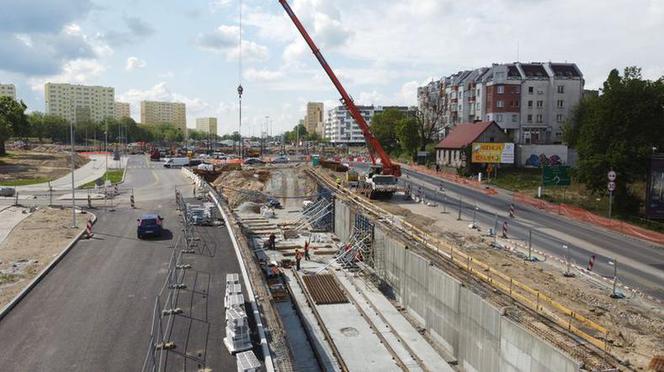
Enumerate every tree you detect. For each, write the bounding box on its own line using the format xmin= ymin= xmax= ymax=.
xmin=0 ymin=96 xmax=29 ymax=155
xmin=371 ymin=109 xmax=404 ymax=154
xmin=416 ymin=93 xmax=446 ymax=150
xmin=396 ymin=117 xmax=419 ymax=159
xmin=572 ymin=67 xmax=664 ymax=215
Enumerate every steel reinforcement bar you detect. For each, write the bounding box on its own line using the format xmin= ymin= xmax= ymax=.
xmin=304 ymin=168 xmax=613 ymax=355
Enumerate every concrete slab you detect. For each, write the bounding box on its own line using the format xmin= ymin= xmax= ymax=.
xmin=315 ymin=302 xmax=402 ymax=372
xmin=337 ymin=273 xmax=455 ymax=372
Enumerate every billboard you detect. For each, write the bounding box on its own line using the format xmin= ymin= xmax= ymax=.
xmin=471 ymin=143 xmax=515 ymax=164
xmin=542 ymin=166 xmax=571 ymax=187
xmin=646 ymin=155 xmax=664 ymax=219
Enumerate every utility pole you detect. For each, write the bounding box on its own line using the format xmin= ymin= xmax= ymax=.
xmin=563 ymin=244 xmax=575 ymax=277
xmin=70 ymin=120 xmax=77 ymax=228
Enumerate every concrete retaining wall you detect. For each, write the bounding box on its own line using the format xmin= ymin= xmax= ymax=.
xmin=334 ymin=199 xmax=353 ymax=243
xmin=338 ymin=199 xmax=580 ymax=371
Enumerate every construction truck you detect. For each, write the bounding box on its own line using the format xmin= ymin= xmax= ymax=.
xmin=280 ymin=0 xmax=401 ymax=199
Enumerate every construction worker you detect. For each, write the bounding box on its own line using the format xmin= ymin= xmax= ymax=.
xmin=295 ymin=249 xmax=303 ymax=271
xmin=335 ymin=176 xmax=341 ymax=188
xmin=269 ymin=233 xmax=276 ymax=250
xmin=304 ymin=240 xmax=311 ymax=261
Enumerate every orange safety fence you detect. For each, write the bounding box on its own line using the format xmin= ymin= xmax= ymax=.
xmin=404 ymin=163 xmax=500 ymax=196
xmin=515 ymin=192 xmax=664 ymax=245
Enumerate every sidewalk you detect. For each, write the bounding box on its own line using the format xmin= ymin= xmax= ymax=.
xmin=15 ymin=155 xmax=127 ymax=192
xmin=0 ymin=206 xmax=31 ymax=247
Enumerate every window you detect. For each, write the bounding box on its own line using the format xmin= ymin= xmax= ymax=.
xmin=497 ymin=85 xmax=505 ymax=94
xmin=536 ymin=114 xmax=543 ymax=123
xmin=497 ymin=100 xmax=504 ymax=108
xmin=512 ymin=114 xmax=518 ymax=122
xmin=557 ymin=85 xmax=564 ymax=94
xmin=528 ymin=87 xmax=534 ymax=94
xmin=557 ymin=100 xmax=564 ymax=108
xmin=556 ymin=114 xmax=564 ymax=123
xmin=528 ymin=100 xmax=533 ymax=108
xmin=537 ymin=100 xmax=544 ymax=108
xmin=496 ymin=114 xmax=503 ymax=122
xmin=489 ymin=137 xmax=495 ymax=142
xmin=513 ymin=100 xmax=520 ymax=108
xmin=527 ymin=114 xmax=533 ymax=123
xmin=514 ymin=86 xmax=521 ymax=94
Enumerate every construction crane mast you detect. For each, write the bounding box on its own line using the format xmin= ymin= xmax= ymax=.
xmin=279 ymin=0 xmax=401 ymax=178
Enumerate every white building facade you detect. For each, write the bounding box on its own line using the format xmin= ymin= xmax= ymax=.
xmin=114 ymin=102 xmax=131 ymax=120
xmin=324 ymin=105 xmax=416 ymax=144
xmin=0 ymin=83 xmax=16 ymax=99
xmin=418 ymin=62 xmax=584 ymax=144
xmin=45 ymin=83 xmax=115 ymax=123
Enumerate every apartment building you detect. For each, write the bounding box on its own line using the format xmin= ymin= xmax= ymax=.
xmin=0 ymin=83 xmax=16 ymax=99
xmin=304 ymin=102 xmax=324 ymax=136
xmin=114 ymin=102 xmax=131 ymax=120
xmin=45 ymin=83 xmax=115 ymax=123
xmin=140 ymin=101 xmax=187 ymax=132
xmin=196 ymin=117 xmax=218 ymax=136
xmin=324 ymin=105 xmax=416 ymax=144
xmin=418 ymin=62 xmax=584 ymax=144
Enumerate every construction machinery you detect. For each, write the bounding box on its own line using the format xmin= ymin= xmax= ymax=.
xmin=279 ymin=0 xmax=401 ymax=199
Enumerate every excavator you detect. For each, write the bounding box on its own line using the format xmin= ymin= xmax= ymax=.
xmin=278 ymin=0 xmax=401 ymax=199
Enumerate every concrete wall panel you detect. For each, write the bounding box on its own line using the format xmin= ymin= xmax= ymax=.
xmin=426 ymin=266 xmax=461 ymax=355
xmin=458 ymin=287 xmax=501 ymax=372
xmin=403 ymin=251 xmax=429 ymax=324
xmin=334 ymin=199 xmax=353 ymax=243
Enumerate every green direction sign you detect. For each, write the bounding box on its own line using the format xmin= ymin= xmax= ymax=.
xmin=542 ymin=166 xmax=571 ymax=186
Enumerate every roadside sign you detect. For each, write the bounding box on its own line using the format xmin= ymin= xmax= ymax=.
xmin=608 ymin=181 xmax=616 ymax=192
xmin=608 ymin=171 xmax=617 ymax=182
xmin=542 ymin=165 xmax=571 ymax=187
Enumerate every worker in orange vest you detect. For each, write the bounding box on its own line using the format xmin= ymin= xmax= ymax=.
xmin=295 ymin=249 xmax=303 ymax=271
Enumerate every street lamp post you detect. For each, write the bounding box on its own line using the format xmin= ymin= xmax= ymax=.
xmin=70 ymin=121 xmax=77 ymax=228
xmin=563 ymin=244 xmax=575 ymax=277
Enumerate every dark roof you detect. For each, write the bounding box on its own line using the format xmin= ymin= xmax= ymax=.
xmin=436 ymin=121 xmax=495 ymax=149
xmin=521 ymin=64 xmax=548 ymax=78
xmin=507 ymin=65 xmax=521 ymax=78
xmin=551 ymin=64 xmax=581 ymax=78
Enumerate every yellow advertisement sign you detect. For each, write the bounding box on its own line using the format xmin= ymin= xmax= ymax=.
xmin=471 ymin=143 xmax=515 ymax=164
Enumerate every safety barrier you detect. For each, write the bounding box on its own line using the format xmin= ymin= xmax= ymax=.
xmin=515 ymin=193 xmax=664 ymax=245
xmin=306 ymin=168 xmax=614 ymax=355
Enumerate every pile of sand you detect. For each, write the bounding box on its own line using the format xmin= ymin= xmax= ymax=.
xmin=212 ymin=170 xmax=271 ymax=208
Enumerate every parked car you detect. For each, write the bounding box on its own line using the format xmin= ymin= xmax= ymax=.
xmin=0 ymin=186 xmax=16 ymax=197
xmin=137 ymin=213 xmax=164 ymax=239
xmin=271 ymin=156 xmax=289 ymax=164
xmin=244 ymin=158 xmax=265 ymax=165
xmin=164 ymin=157 xmax=190 ymax=168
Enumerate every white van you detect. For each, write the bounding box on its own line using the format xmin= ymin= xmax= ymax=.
xmin=164 ymin=157 xmax=190 ymax=168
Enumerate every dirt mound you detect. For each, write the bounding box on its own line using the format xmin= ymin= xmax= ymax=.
xmin=212 ymin=170 xmax=271 ymax=208
xmin=0 ymin=150 xmax=89 ymax=183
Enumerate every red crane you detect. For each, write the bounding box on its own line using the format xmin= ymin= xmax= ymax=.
xmin=279 ymin=0 xmax=401 ymax=178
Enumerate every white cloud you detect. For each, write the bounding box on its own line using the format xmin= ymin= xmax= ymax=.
xmin=118 ymin=82 xmax=211 ymax=126
xmin=244 ymin=68 xmax=283 ymax=82
xmin=28 ymin=58 xmax=105 ymax=92
xmin=195 ymin=25 xmax=269 ymax=62
xmin=125 ymin=57 xmax=146 ymax=71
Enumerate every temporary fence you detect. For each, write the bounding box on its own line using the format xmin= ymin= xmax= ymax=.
xmin=515 ymin=192 xmax=664 ymax=245
xmin=305 ymin=168 xmax=616 ymax=357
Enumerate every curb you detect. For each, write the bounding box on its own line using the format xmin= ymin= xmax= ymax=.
xmin=181 ymin=168 xmax=274 ymax=372
xmin=0 ymin=211 xmax=97 ymax=322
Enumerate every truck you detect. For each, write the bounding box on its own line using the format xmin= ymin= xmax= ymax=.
xmin=163 ymin=157 xmax=190 ymax=168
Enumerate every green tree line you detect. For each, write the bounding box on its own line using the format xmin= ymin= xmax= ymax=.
xmin=564 ymin=67 xmax=664 ymax=215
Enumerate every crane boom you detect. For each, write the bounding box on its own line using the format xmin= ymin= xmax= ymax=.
xmin=278 ymin=0 xmax=401 ymax=177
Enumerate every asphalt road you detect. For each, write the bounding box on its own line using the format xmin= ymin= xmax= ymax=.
xmin=0 ymin=155 xmax=248 ymax=371
xmin=398 ymin=166 xmax=664 ymax=300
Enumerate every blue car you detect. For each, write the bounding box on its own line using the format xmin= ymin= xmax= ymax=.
xmin=137 ymin=213 xmax=164 ymax=239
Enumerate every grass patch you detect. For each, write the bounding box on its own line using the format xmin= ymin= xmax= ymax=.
xmin=0 ymin=177 xmax=52 ymax=186
xmin=0 ymin=273 xmax=21 ymax=285
xmin=80 ymin=169 xmax=124 ymax=189
xmin=487 ymin=167 xmax=542 ymax=192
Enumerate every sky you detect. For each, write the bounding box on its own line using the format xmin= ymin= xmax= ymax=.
xmin=1 ymin=0 xmax=663 ymax=135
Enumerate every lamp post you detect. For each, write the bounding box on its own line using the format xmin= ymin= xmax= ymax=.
xmin=238 ymin=85 xmax=244 ymax=161
xmin=70 ymin=120 xmax=77 ymax=228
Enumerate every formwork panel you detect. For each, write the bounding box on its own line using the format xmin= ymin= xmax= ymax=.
xmin=426 ymin=266 xmax=461 ymax=356
xmin=403 ymin=250 xmax=429 ymax=324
